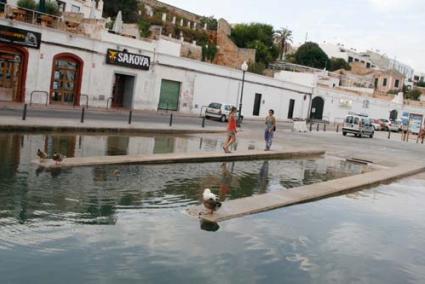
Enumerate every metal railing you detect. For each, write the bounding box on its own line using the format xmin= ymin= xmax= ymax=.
xmin=29 ymin=91 xmax=49 ymax=106
xmin=106 ymin=97 xmax=113 ymax=109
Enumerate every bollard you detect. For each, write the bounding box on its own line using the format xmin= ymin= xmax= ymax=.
xmin=201 ymin=116 xmax=206 ymax=128
xmin=316 ymin=123 xmax=320 ymax=132
xmin=324 ymin=123 xmax=327 ymax=132
xmin=80 ymin=107 xmax=85 ymax=123
xmin=169 ymin=113 xmax=173 ymax=127
xmin=336 ymin=124 xmax=340 ymax=133
xmin=22 ymin=104 xmax=28 ymax=121
xmin=387 ymin=129 xmax=391 ymax=139
xmin=128 ymin=110 xmax=133 ymax=125
xmin=309 ymin=122 xmax=313 ymax=132
xmin=416 ymin=135 xmax=419 ymax=144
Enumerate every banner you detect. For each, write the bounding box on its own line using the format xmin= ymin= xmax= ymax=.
xmin=0 ymin=25 xmax=41 ymax=49
xmin=106 ymin=49 xmax=150 ymax=70
xmin=408 ymin=113 xmax=423 ymax=134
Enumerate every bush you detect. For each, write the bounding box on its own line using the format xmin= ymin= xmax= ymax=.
xmin=41 ymin=0 xmax=60 ymax=16
xmin=202 ymin=44 xmax=217 ymax=62
xmin=405 ymin=89 xmax=422 ymax=101
xmin=138 ymin=18 xmax=151 ymax=38
xmin=294 ymin=42 xmax=330 ymax=69
xmin=248 ymin=62 xmax=266 ymax=74
xmin=17 ymin=0 xmax=36 ymax=10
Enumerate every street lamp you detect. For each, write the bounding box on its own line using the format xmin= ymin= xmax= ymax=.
xmin=238 ymin=61 xmax=248 ymax=125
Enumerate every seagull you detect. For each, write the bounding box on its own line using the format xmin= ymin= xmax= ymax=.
xmin=202 ymin=188 xmax=222 ymax=214
xmin=37 ymin=149 xmax=48 ymax=160
xmin=52 ymin=153 xmax=65 ymax=165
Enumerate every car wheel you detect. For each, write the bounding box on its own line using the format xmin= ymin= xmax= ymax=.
xmin=220 ymin=115 xmax=227 ymax=122
xmin=343 ymin=132 xmax=347 ymax=136
xmin=369 ymin=133 xmax=374 ymax=138
xmin=205 ymin=115 xmax=210 ymax=119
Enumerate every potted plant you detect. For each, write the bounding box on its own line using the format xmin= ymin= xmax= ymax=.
xmin=17 ymin=0 xmax=36 ymax=10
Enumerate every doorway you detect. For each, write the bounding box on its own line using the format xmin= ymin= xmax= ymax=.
xmin=288 ymin=99 xmax=295 ymax=119
xmin=112 ymin=74 xmax=135 ymax=108
xmin=0 ymin=47 xmax=27 ymax=102
xmin=253 ymin=93 xmax=262 ymax=116
xmin=390 ymin=109 xmax=398 ymax=121
xmin=310 ymin=97 xmax=324 ymax=120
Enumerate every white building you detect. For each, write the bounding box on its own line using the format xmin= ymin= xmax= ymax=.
xmin=6 ymin=0 xmax=104 ymax=19
xmin=320 ymin=42 xmax=376 ymax=69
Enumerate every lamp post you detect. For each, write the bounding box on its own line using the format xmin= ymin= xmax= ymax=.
xmin=238 ymin=61 xmax=248 ymax=125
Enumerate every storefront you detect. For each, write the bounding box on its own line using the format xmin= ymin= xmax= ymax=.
xmin=50 ymin=53 xmax=83 ymax=106
xmin=0 ymin=25 xmax=39 ymax=102
xmin=106 ymin=49 xmax=150 ymax=109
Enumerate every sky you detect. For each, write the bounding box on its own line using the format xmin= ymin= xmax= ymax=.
xmin=163 ymin=0 xmax=425 ymax=73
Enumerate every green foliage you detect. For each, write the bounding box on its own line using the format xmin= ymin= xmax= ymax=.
xmin=138 ymin=18 xmax=151 ymax=38
xmin=231 ymin=23 xmax=279 ymax=66
xmin=417 ymin=80 xmax=425 ymax=87
xmin=103 ymin=0 xmax=139 ymax=23
xmin=405 ymin=89 xmax=422 ymax=101
xmin=248 ymin=62 xmax=266 ymax=74
xmin=202 ymin=44 xmax=218 ymax=62
xmin=200 ymin=16 xmax=218 ymax=30
xmin=37 ymin=0 xmax=60 ymax=15
xmin=294 ymin=42 xmax=330 ymax=69
xmin=329 ymin=58 xmax=351 ymax=71
xmin=17 ymin=0 xmax=36 ymax=10
xmin=274 ymin=28 xmax=293 ymax=60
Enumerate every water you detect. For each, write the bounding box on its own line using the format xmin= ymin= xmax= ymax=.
xmin=0 ymin=133 xmax=424 ymax=283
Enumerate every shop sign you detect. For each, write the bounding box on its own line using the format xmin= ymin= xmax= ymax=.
xmin=0 ymin=25 xmax=41 ymax=49
xmin=106 ymin=49 xmax=150 ymax=70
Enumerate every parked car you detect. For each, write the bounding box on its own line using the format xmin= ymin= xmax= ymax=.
xmin=342 ymin=114 xmax=375 ymax=138
xmin=371 ymin=119 xmax=383 ymax=131
xmin=389 ymin=120 xmax=402 ymax=132
xmin=379 ymin=119 xmax=390 ymax=131
xmin=205 ymin=103 xmax=238 ymax=122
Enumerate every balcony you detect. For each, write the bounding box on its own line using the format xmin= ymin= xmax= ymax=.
xmin=0 ymin=2 xmax=87 ymax=35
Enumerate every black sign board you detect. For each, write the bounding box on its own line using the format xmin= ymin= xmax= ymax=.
xmin=106 ymin=49 xmax=150 ymax=70
xmin=0 ymin=25 xmax=41 ymax=49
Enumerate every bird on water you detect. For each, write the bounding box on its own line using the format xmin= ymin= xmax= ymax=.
xmin=52 ymin=153 xmax=65 ymax=165
xmin=202 ymin=188 xmax=222 ymax=214
xmin=37 ymin=149 xmax=48 ymax=160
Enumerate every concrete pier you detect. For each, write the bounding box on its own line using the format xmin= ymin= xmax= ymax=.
xmin=191 ymin=163 xmax=425 ymax=223
xmin=33 ymin=149 xmax=325 ymax=168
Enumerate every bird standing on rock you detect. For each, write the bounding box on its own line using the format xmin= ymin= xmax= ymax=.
xmin=52 ymin=153 xmax=65 ymax=165
xmin=202 ymin=188 xmax=222 ymax=214
xmin=37 ymin=149 xmax=48 ymax=161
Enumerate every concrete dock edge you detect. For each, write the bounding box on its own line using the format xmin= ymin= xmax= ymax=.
xmin=196 ymin=163 xmax=425 ymax=223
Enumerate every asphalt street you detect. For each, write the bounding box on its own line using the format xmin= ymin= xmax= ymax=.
xmin=0 ymin=105 xmax=293 ymax=130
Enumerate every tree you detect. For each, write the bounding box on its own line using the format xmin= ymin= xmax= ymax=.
xmin=103 ymin=0 xmax=139 ymax=23
xmin=231 ymin=23 xmax=279 ymax=66
xmin=405 ymin=89 xmax=422 ymax=101
xmin=329 ymin=58 xmax=351 ymax=71
xmin=274 ymin=28 xmax=293 ymax=61
xmin=294 ymin=42 xmax=330 ymax=69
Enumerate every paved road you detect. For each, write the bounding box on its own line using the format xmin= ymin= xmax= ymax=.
xmin=0 ymin=106 xmax=293 ymax=130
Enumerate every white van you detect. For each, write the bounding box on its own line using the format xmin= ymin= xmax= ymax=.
xmin=342 ymin=114 xmax=375 ymax=138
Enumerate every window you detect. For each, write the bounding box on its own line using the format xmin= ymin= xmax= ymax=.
xmin=71 ymin=5 xmax=80 ymax=12
xmin=348 ymin=57 xmax=353 ymax=63
xmin=354 ymin=117 xmax=359 ymax=125
xmin=366 ymin=62 xmax=371 ymax=68
xmin=395 ymin=79 xmax=400 ymax=88
xmin=374 ymin=78 xmax=379 ymax=88
xmin=57 ymin=1 xmax=66 ymax=12
xmin=383 ymin=78 xmax=387 ymax=87
xmin=354 ymin=58 xmax=359 ymax=62
xmin=50 ymin=54 xmax=83 ymax=105
xmin=345 ymin=116 xmax=353 ymax=123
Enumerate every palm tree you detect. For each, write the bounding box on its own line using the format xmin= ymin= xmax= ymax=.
xmin=274 ymin=28 xmax=293 ymax=61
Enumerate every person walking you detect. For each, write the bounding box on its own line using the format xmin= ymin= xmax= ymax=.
xmin=223 ymin=107 xmax=238 ymax=153
xmin=264 ymin=109 xmax=276 ymax=151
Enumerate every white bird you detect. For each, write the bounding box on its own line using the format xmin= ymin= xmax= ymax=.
xmin=202 ymin=188 xmax=222 ymax=214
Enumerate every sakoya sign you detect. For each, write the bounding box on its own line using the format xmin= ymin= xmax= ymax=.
xmin=106 ymin=49 xmax=150 ymax=70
